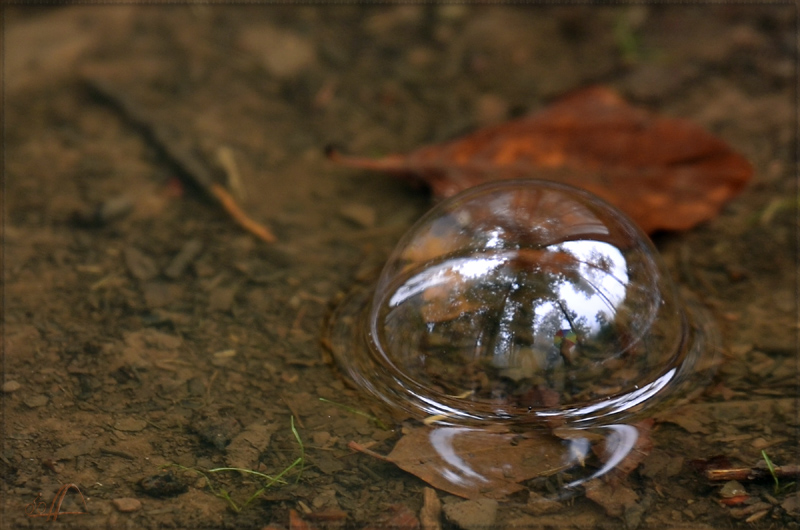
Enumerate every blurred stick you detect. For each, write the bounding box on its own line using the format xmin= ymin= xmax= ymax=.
xmin=706 ymin=464 xmax=800 ymax=482
xmin=347 ymin=441 xmax=390 ymax=462
xmin=84 ymin=76 xmax=276 ymax=243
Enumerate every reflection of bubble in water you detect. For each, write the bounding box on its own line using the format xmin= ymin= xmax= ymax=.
xmin=428 ymin=428 xmax=491 ymax=487
xmin=329 ymin=179 xmax=716 ymax=428
xmin=411 ymin=423 xmax=643 ymax=497
xmin=563 ymin=424 xmax=639 ymax=489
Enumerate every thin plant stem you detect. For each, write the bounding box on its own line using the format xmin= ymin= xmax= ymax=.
xmin=762 ymin=450 xmax=780 ymax=494
xmin=207 ymin=467 xmax=285 ymax=483
xmin=291 ymin=415 xmax=305 ymax=481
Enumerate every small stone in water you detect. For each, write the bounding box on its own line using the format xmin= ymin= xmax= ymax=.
xmin=164 ymin=239 xmax=203 ymax=279
xmin=719 ymin=480 xmax=747 ymax=498
xmin=138 ymin=471 xmax=188 ymax=498
xmin=123 ymin=246 xmax=158 ymax=281
xmin=443 ymin=499 xmax=498 ymax=530
xmin=112 ymin=497 xmax=142 ymax=512
xmin=719 ymin=480 xmax=749 ymax=505
xmin=24 ymin=395 xmax=48 ymax=408
xmin=2 ymin=381 xmax=21 ymax=393
xmin=114 ymin=418 xmax=148 ymax=432
xmin=420 ymin=488 xmax=442 ymax=530
xmin=339 ymin=203 xmax=376 ymax=228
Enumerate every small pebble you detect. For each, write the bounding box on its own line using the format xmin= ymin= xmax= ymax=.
xmin=241 ymin=24 xmax=316 ymax=78
xmin=123 ymin=247 xmax=159 ymax=281
xmin=73 ymin=195 xmax=133 ymax=227
xmin=420 ymin=488 xmax=442 ymax=530
xmin=138 ymin=471 xmax=188 ymax=498
xmin=96 ymin=195 xmax=134 ymax=224
xmin=24 ymin=395 xmax=49 ymax=408
xmin=187 ymin=377 xmax=206 ymax=397
xmin=2 ymin=381 xmax=21 ymax=393
xmin=112 ymin=497 xmax=142 ymax=512
xmin=142 ymin=281 xmax=182 ymax=309
xmin=213 ymin=349 xmax=237 ymax=360
xmin=114 ymin=418 xmax=148 ymax=432
xmin=474 ymin=93 xmax=509 ymax=126
xmin=527 ymin=492 xmax=563 ymax=515
xmin=55 ymin=438 xmax=95 ymax=460
xmin=164 ymin=239 xmax=204 ymax=279
xmin=208 ymin=286 xmax=236 ymax=313
xmin=782 ymin=492 xmax=800 ymax=517
xmin=211 ymin=348 xmax=236 ymax=366
xmin=443 ymin=499 xmax=498 ymax=530
xmin=193 ymin=416 xmax=241 ymax=450
xmin=720 ymin=480 xmax=747 ymax=499
xmin=312 ymin=431 xmax=331 ymax=446
xmin=339 ymin=203 xmax=377 ymax=228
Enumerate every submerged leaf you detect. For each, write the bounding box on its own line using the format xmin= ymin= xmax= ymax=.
xmin=329 ymin=86 xmax=753 ymax=234
xmin=386 ymin=426 xmax=569 ymax=500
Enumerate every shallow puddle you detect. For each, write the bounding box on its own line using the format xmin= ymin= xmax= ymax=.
xmin=3 ymin=5 xmax=797 ymax=529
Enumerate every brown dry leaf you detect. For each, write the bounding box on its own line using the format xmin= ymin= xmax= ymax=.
xmin=386 ymin=426 xmax=569 ymax=500
xmin=329 ymin=86 xmax=753 ymax=234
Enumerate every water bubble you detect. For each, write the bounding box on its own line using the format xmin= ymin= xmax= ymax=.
xmin=329 ymin=179 xmax=717 ymax=428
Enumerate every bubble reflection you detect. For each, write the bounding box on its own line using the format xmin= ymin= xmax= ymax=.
xmin=413 ymin=423 xmax=643 ymax=499
xmin=564 ymin=424 xmax=640 ymax=489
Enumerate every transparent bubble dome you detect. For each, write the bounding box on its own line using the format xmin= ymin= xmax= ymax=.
xmin=330 ymin=180 xmax=716 ymax=427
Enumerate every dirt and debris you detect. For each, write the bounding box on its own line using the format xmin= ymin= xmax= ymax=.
xmin=3 ymin=4 xmax=797 ymax=530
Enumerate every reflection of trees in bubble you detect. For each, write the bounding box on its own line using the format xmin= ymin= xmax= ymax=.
xmin=592 ymin=250 xmax=614 ymax=274
xmin=558 ymin=302 xmax=591 ymax=343
xmin=588 ymin=311 xmax=617 ymax=358
xmin=594 ymin=311 xmax=611 ymax=335
xmin=384 ymin=239 xmax=662 ymax=402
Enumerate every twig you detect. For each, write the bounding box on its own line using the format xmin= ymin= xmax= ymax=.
xmin=216 ymin=146 xmax=245 ymax=200
xmin=706 ymin=464 xmax=800 ymax=482
xmin=290 ymin=415 xmax=305 ymax=481
xmin=281 ymin=395 xmax=305 ymax=429
xmin=84 ymin=76 xmax=276 ymax=243
xmin=347 ymin=440 xmax=391 ymax=462
xmin=99 ymin=447 xmax=137 ymax=460
xmin=208 ymin=183 xmax=276 ymax=243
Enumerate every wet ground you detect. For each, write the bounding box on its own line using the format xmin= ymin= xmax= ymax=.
xmin=2 ymin=4 xmax=798 ymax=530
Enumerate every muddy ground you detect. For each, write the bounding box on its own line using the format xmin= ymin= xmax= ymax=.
xmin=2 ymin=4 xmax=798 ymax=530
